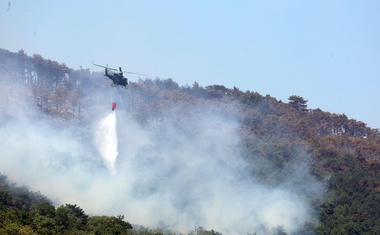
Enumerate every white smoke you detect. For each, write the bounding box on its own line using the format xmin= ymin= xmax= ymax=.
xmin=0 ymin=88 xmax=324 ymax=234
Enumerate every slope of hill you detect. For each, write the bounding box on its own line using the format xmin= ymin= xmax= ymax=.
xmin=1 ymin=48 xmax=380 ymax=234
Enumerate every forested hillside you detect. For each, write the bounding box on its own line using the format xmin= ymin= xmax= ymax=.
xmin=1 ymin=48 xmax=380 ymax=234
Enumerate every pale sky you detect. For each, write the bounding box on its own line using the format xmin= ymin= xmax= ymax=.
xmin=1 ymin=0 xmax=379 ymax=129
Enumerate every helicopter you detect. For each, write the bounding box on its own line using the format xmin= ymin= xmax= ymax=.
xmin=93 ymin=63 xmax=148 ymax=88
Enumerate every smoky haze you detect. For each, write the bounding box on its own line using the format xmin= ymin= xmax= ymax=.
xmin=0 ymin=74 xmax=324 ymax=234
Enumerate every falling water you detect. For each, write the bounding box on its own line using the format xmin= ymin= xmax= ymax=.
xmin=95 ymin=112 xmax=118 ymax=175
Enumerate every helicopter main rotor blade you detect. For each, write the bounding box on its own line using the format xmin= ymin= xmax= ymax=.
xmin=92 ymin=63 xmax=107 ymax=69
xmin=92 ymin=63 xmax=119 ymax=72
xmin=93 ymin=63 xmax=149 ymax=76
xmin=122 ymin=71 xmax=149 ymax=76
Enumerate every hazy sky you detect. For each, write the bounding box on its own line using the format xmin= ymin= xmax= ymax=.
xmin=1 ymin=0 xmax=379 ymax=128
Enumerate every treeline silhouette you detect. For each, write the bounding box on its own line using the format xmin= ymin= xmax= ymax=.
xmin=1 ymin=48 xmax=380 ymax=234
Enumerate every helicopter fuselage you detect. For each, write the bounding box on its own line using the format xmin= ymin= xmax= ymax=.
xmin=105 ymin=68 xmax=128 ymax=87
xmin=93 ymin=63 xmax=146 ymax=88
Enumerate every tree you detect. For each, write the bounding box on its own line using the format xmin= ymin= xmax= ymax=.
xmin=50 ymin=84 xmax=68 ymax=112
xmin=188 ymin=226 xmax=222 ymax=235
xmin=32 ymin=215 xmax=55 ymax=235
xmin=54 ymin=204 xmax=88 ymax=233
xmin=64 ymin=204 xmax=89 ymax=226
xmin=87 ymin=215 xmax=132 ymax=235
xmin=35 ymin=202 xmax=56 ymax=218
xmin=288 ymin=95 xmax=308 ymax=111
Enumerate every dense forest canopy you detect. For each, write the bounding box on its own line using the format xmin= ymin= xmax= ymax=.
xmin=0 ymin=48 xmax=380 ymax=234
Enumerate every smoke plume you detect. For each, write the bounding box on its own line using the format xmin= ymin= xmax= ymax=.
xmin=0 ymin=81 xmax=324 ymax=234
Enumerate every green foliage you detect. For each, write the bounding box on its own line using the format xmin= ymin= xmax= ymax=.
xmin=188 ymin=226 xmax=222 ymax=235
xmin=126 ymin=224 xmax=171 ymax=235
xmin=0 ymin=175 xmax=135 ymax=234
xmin=54 ymin=204 xmax=90 ymax=233
xmin=32 ymin=215 xmax=55 ymax=235
xmin=317 ymin=154 xmax=380 ymax=234
xmin=35 ymin=202 xmax=56 ymax=218
xmin=87 ymin=215 xmax=132 ymax=235
xmin=0 ymin=221 xmax=37 ymax=235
